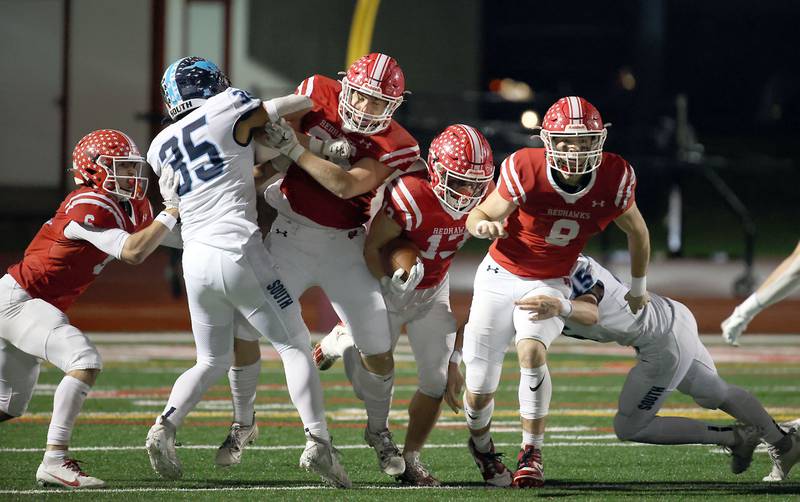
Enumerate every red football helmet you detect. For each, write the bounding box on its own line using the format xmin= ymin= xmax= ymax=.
xmin=427 ymin=124 xmax=495 ymax=213
xmin=539 ymin=96 xmax=608 ymax=175
xmin=72 ymin=129 xmax=148 ymax=200
xmin=338 ymin=53 xmax=405 ymax=135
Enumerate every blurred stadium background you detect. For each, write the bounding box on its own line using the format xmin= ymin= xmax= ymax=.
xmin=1 ymin=0 xmax=797 ymax=335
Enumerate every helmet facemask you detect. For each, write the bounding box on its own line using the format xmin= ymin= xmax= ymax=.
xmin=338 ymin=77 xmax=403 ymax=135
xmin=540 ymin=126 xmax=607 ymax=176
xmin=431 ymin=162 xmax=492 ymax=214
xmin=96 ymin=155 xmax=149 ymax=200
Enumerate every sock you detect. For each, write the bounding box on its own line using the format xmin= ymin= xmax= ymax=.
xmin=403 ymin=449 xmax=420 ymax=464
xmin=43 ymin=449 xmax=66 ymax=465
xmin=229 ymin=361 xmax=260 ymax=426
xmin=47 ymin=376 xmax=91 ymax=446
xmin=472 ymin=430 xmax=493 ymax=453
xmin=720 ymin=385 xmax=787 ymax=445
xmin=523 ymin=431 xmax=544 ymax=449
xmin=277 ymin=345 xmax=330 ymax=441
xmin=519 ymin=365 xmax=552 ymax=420
xmin=342 ymin=345 xmax=393 ymax=431
xmin=160 ymin=361 xmax=228 ymax=427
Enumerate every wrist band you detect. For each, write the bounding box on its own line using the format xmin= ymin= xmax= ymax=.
xmin=155 ymin=210 xmax=178 ymax=231
xmin=449 ymin=350 xmax=463 ymax=366
xmin=630 ymin=276 xmax=647 ymax=297
xmin=559 ymin=298 xmax=573 ymax=318
xmin=308 ymin=137 xmax=324 ymax=155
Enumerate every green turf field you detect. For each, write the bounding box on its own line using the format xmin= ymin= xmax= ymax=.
xmin=2 ymin=335 xmax=800 ymax=500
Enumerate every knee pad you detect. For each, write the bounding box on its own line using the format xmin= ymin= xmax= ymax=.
xmin=464 ymin=350 xmax=503 ymax=395
xmin=51 ymin=325 xmax=102 ymax=372
xmin=417 ymin=364 xmax=447 ymax=399
xmin=519 ymin=364 xmax=551 ymax=419
xmin=464 ymin=397 xmax=495 ymax=430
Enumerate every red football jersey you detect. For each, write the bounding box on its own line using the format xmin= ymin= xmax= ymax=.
xmin=491 ymin=148 xmax=636 ymax=279
xmin=383 ymin=171 xmax=470 ymax=289
xmin=280 ymin=75 xmax=420 ymax=229
xmin=7 ymin=188 xmax=153 ymax=311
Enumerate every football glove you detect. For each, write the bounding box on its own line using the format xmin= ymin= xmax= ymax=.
xmin=158 ymin=165 xmax=181 ymax=210
xmin=263 ymin=119 xmax=305 ymax=162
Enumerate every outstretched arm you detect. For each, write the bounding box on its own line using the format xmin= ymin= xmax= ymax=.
xmin=613 ymin=202 xmax=651 ymax=313
xmin=466 ymin=189 xmax=516 ymax=239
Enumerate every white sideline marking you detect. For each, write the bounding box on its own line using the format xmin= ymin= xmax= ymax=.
xmin=0 ymin=441 xmax=730 ymax=454
xmin=0 ymin=485 xmax=468 ymax=495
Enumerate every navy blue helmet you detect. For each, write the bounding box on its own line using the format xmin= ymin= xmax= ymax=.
xmin=161 ymin=56 xmax=230 ymax=120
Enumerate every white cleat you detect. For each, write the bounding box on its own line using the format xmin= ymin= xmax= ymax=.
xmin=36 ymin=458 xmax=106 ymax=489
xmin=728 ymin=424 xmax=762 ymax=474
xmin=299 ymin=433 xmax=352 ymax=488
xmin=145 ymin=416 xmax=182 ymax=480
xmin=215 ymin=414 xmax=259 ymax=467
xmin=312 ymin=322 xmax=348 ymax=371
xmin=765 ymin=430 xmax=800 ymax=481
xmin=364 ymin=427 xmax=405 ymax=476
xmin=720 ymin=310 xmax=750 ymax=347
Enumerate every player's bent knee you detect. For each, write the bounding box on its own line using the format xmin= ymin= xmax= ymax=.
xmin=613 ymin=412 xmax=651 ymax=441
xmin=417 ymin=370 xmax=447 ymax=400
xmin=362 ymin=351 xmax=394 ymax=375
xmin=516 ymin=339 xmax=547 ymax=368
xmin=466 ymin=391 xmax=494 ymax=410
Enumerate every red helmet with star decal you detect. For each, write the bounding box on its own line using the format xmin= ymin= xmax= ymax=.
xmin=72 ymin=129 xmax=149 ymax=200
xmin=427 ymin=124 xmax=494 ymax=213
xmin=338 ymin=53 xmax=405 ymax=135
xmin=539 ymin=96 xmax=608 ymax=176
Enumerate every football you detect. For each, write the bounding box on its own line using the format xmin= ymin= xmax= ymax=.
xmin=381 ymin=237 xmax=420 ymax=280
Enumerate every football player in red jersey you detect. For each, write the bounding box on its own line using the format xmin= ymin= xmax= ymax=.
xmin=461 ymin=97 xmax=651 ymax=488
xmin=221 ymin=53 xmax=421 ymax=476
xmin=313 ymin=124 xmax=494 ymax=485
xmin=0 ymin=129 xmax=181 ymax=488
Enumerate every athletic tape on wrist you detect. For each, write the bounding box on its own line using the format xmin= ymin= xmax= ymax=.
xmin=155 ymin=211 xmax=178 ymax=231
xmin=630 ymin=276 xmax=647 ymax=297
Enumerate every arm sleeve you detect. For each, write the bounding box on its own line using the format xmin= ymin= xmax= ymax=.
xmin=63 ymin=221 xmax=130 ymax=260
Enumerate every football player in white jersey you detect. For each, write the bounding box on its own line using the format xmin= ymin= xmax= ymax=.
xmin=144 ymin=57 xmax=350 ymax=488
xmin=516 ymin=254 xmax=800 ymax=480
xmin=721 ymin=241 xmax=800 ymax=346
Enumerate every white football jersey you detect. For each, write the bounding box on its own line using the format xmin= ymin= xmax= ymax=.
xmin=564 ymin=255 xmax=674 ymax=346
xmin=147 ymin=87 xmax=261 ymax=257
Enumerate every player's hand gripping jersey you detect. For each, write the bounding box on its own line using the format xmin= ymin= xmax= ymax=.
xmin=492 ymin=148 xmax=637 ymax=279
xmin=280 ymin=75 xmax=420 ymax=229
xmin=147 ymin=87 xmax=262 ymax=255
xmin=7 ymin=188 xmax=152 ymax=311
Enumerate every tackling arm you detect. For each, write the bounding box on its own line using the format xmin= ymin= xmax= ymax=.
xmin=514 ymin=294 xmax=599 ymax=325
xmin=752 ymin=240 xmax=800 ymax=308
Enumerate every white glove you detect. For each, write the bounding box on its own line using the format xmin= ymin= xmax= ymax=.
xmin=263 ymin=119 xmax=305 ymax=162
xmin=309 ymin=137 xmax=354 ymax=162
xmin=473 ymin=220 xmax=507 ymax=239
xmin=381 ymin=259 xmax=424 ymax=298
xmin=158 ymin=165 xmax=181 ymax=210
xmin=263 ymin=94 xmax=313 ymax=122
xmin=721 ymin=309 xmax=749 ymax=347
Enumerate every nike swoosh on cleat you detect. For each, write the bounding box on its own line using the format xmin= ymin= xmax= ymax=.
xmin=49 ymin=474 xmax=81 ymax=487
xmin=529 ymin=379 xmax=544 ymax=392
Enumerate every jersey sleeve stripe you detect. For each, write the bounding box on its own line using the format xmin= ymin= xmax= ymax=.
xmin=379 ymin=145 xmax=421 ymax=162
xmin=620 ymin=165 xmax=636 ymax=208
xmin=614 ymin=165 xmax=631 ymax=208
xmin=67 ymin=192 xmax=127 ymax=226
xmin=386 ymin=152 xmax=420 ymax=168
xmin=389 ymin=186 xmax=414 ymax=231
xmin=297 ymin=76 xmax=314 ymax=97
xmin=65 ymin=199 xmax=124 ymax=229
xmin=395 ymin=178 xmax=423 ymax=230
xmin=501 ymin=153 xmax=526 ymax=204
